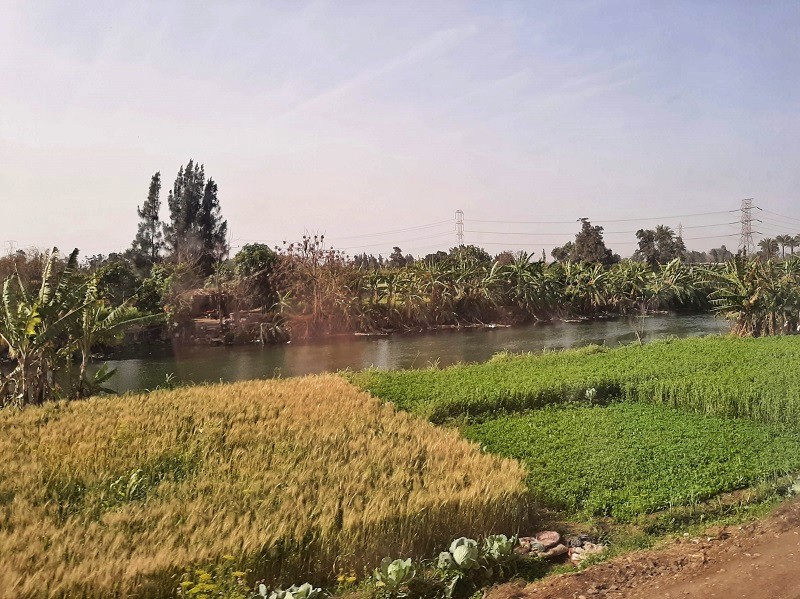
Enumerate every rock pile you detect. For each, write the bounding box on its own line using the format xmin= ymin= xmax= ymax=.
xmin=516 ymin=531 xmax=607 ymax=565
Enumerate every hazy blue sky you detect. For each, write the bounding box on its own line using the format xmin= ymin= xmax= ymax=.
xmin=2 ymin=0 xmax=799 ymax=257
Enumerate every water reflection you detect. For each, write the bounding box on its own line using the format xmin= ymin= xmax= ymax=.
xmin=99 ymin=314 xmax=730 ymax=394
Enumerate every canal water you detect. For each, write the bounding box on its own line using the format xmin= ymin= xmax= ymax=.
xmin=99 ymin=314 xmax=730 ymax=393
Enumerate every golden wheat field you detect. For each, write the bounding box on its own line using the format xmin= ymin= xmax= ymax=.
xmin=0 ymin=375 xmax=527 ymax=599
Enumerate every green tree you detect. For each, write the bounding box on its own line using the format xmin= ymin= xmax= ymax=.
xmin=447 ymin=244 xmax=492 ymax=267
xmin=553 ymin=220 xmax=618 ymax=265
xmin=685 ymin=250 xmax=708 ymax=264
xmin=551 ymin=241 xmax=574 ymax=263
xmin=758 ymin=238 xmax=779 ymax=259
xmin=634 ymin=225 xmax=685 ymax=267
xmin=786 ymin=235 xmax=800 ymax=256
xmin=164 ymin=160 xmax=204 ymax=262
xmin=96 ymin=260 xmax=140 ymax=305
xmin=389 ymin=247 xmax=407 ymax=268
xmin=197 ymin=178 xmax=228 ymax=275
xmin=708 ymin=245 xmax=733 ymax=263
xmin=233 ymin=243 xmax=279 ymax=309
xmin=137 ymin=264 xmax=170 ymax=314
xmin=422 ymin=250 xmax=449 ymax=265
xmin=162 ymin=161 xmax=228 ymax=275
xmin=130 ymin=172 xmax=163 ymax=269
xmin=775 ymin=234 xmax=791 ymax=258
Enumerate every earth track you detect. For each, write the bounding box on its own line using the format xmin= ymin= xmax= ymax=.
xmin=490 ymin=498 xmax=800 ymax=599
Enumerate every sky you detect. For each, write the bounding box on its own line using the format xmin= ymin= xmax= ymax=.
xmin=1 ymin=0 xmax=800 ymax=258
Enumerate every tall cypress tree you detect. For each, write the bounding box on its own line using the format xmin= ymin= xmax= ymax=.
xmin=163 ymin=160 xmax=227 ymax=273
xmin=197 ymin=178 xmax=228 ymax=274
xmin=130 ymin=172 xmax=163 ymax=269
xmin=163 ymin=164 xmax=185 ymax=255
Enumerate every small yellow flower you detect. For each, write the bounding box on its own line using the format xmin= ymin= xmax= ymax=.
xmin=337 ymin=575 xmax=345 ymax=583
xmin=199 ymin=572 xmax=212 ymax=582
xmin=346 ymin=576 xmax=357 ymax=584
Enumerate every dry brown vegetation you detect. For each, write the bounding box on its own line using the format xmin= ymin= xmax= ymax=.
xmin=0 ymin=376 xmax=527 ymax=599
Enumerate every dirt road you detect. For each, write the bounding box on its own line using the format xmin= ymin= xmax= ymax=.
xmin=491 ymin=499 xmax=800 ymax=599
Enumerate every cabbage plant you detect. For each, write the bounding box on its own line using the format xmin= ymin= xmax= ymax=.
xmin=259 ymin=583 xmax=324 ymax=599
xmin=437 ymin=537 xmax=480 ymax=572
xmin=482 ymin=534 xmax=517 ymax=564
xmin=374 ymin=557 xmax=416 ymax=594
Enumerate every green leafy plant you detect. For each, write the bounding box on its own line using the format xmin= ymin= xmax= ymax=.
xmin=260 ymin=583 xmax=324 ymax=599
xmin=464 ymin=402 xmax=800 ymax=519
xmin=437 ymin=537 xmax=480 ymax=572
xmin=373 ymin=557 xmax=416 ymax=595
xmin=482 ymin=534 xmax=517 ymax=565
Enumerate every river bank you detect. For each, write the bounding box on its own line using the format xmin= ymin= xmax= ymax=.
xmin=96 ymin=313 xmax=730 ymax=394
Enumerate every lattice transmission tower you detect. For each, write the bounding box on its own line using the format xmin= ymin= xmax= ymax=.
xmin=738 ymin=198 xmax=755 ymax=256
xmin=455 ymin=210 xmax=464 ymax=245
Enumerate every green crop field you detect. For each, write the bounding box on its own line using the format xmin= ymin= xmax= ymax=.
xmin=350 ymin=336 xmax=800 ymax=426
xmin=463 ymin=403 xmax=800 ymax=519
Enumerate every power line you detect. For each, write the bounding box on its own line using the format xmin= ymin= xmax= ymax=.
xmin=465 ymin=222 xmax=736 ymax=237
xmin=339 ymin=232 xmax=453 ymax=251
xmin=334 ymin=220 xmax=451 ymax=241
xmin=756 ymin=208 xmax=800 ymax=226
xmin=231 ymin=220 xmax=451 ymax=246
xmin=471 ymin=209 xmax=736 ymax=226
xmin=682 ymin=233 xmax=739 ymax=241
xmin=756 ymin=217 xmax=800 ymax=231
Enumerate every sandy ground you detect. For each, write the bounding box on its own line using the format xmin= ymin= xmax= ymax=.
xmin=490 ymin=499 xmax=800 ymax=599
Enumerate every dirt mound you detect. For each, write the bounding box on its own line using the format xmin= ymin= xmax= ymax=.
xmin=490 ymin=499 xmax=800 ymax=599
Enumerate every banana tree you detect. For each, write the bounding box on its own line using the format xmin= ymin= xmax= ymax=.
xmin=0 ymin=249 xmax=86 ymax=405
xmin=0 ymin=249 xmax=164 ymax=405
xmin=497 ymin=254 xmax=558 ymax=318
xmin=61 ymin=276 xmax=164 ymax=397
xmin=704 ymin=257 xmax=799 ymax=336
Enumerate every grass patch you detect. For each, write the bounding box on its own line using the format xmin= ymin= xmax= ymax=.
xmin=0 ymin=376 xmax=527 ymax=598
xmin=463 ymin=403 xmax=800 ymax=520
xmin=349 ymin=335 xmax=800 ymax=426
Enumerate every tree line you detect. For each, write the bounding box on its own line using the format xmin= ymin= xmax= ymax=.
xmin=6 ymin=159 xmax=800 ymax=408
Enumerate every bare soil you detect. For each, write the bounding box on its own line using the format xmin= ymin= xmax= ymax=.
xmin=490 ymin=498 xmax=800 ymax=599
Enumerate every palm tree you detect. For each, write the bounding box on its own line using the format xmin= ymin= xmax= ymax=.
xmin=776 ymin=235 xmax=791 ymax=258
xmin=758 ymin=238 xmax=779 ymax=259
xmin=791 ymin=235 xmax=800 ymax=256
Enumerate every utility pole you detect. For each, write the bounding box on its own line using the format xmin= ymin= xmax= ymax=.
xmin=678 ymin=222 xmax=683 ymax=240
xmin=455 ymin=210 xmax=464 ymax=246
xmin=738 ymin=198 xmax=755 ymax=256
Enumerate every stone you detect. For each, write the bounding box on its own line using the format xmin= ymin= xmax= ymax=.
xmin=544 ymin=543 xmax=569 ymax=558
xmin=517 ymin=537 xmax=545 ymax=554
xmin=535 ymin=531 xmax=561 ymax=550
